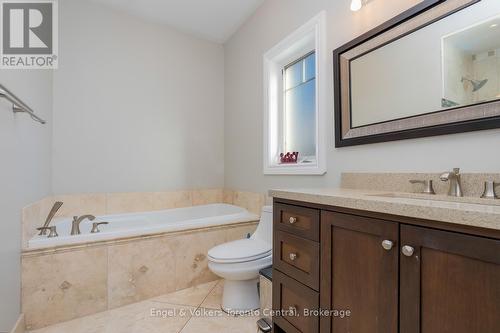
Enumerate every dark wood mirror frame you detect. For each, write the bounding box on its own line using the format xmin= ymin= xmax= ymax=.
xmin=332 ymin=0 xmax=500 ymax=147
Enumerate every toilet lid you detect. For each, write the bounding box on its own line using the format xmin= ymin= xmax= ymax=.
xmin=208 ymin=238 xmax=272 ymax=263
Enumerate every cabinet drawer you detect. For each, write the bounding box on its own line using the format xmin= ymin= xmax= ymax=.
xmin=273 ymin=270 xmax=319 ymax=333
xmin=274 ymin=230 xmax=320 ymax=290
xmin=274 ymin=203 xmax=320 ymax=241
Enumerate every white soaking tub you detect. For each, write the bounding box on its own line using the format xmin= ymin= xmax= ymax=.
xmin=28 ymin=204 xmax=259 ymax=249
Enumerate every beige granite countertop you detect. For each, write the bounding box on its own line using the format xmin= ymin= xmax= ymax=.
xmin=269 ymin=188 xmax=500 ymax=231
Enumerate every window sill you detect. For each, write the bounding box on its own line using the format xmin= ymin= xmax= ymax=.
xmin=263 ymin=163 xmax=326 ymax=175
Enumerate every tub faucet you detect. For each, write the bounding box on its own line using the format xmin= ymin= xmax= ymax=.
xmin=39 ymin=201 xmax=63 ymax=235
xmin=71 ymin=215 xmax=95 ymax=235
xmin=440 ymin=168 xmax=463 ymax=197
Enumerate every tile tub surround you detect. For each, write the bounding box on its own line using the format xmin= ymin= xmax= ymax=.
xmin=269 ymin=187 xmax=500 ymax=231
xmin=27 ymin=280 xmax=261 ymax=333
xmin=341 ymin=172 xmax=500 ymax=198
xmin=21 ymin=223 xmax=258 ymax=331
xmin=22 ymin=189 xmax=267 ymax=249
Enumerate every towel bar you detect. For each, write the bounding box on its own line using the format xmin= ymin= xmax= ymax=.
xmin=0 ymin=83 xmax=46 ymax=124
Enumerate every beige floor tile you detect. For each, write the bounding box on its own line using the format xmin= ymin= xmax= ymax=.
xmin=29 ymin=301 xmax=194 ymax=333
xmin=180 ymin=311 xmax=260 ymax=333
xmin=199 ymin=280 xmax=224 ymax=310
xmin=28 ymin=279 xmax=261 ymax=333
xmin=151 ymin=280 xmax=218 ymax=307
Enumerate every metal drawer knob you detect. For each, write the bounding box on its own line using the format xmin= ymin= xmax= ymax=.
xmin=402 ymin=245 xmax=415 ymax=257
xmin=289 ymin=217 xmax=297 ymax=224
xmin=289 ymin=253 xmax=298 ymax=261
xmin=381 ymin=240 xmax=394 ymax=251
xmin=288 ymin=306 xmax=297 ymax=315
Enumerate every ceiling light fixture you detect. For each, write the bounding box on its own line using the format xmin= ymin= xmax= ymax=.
xmin=490 ymin=23 xmax=498 ymax=28
xmin=350 ymin=0 xmax=363 ymax=12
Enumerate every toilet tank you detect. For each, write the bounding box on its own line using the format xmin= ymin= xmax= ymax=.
xmin=251 ymin=206 xmax=273 ymax=246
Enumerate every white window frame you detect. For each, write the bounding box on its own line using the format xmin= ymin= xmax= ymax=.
xmin=263 ymin=12 xmax=327 ymax=175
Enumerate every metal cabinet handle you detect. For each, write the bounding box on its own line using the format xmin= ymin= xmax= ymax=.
xmin=289 ymin=217 xmax=297 ymax=224
xmin=402 ymin=245 xmax=415 ymax=257
xmin=289 ymin=253 xmax=298 ymax=261
xmin=381 ymin=240 xmax=394 ymax=251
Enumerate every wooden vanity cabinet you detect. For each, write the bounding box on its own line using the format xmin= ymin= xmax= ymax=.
xmin=273 ymin=203 xmax=321 ymax=333
xmin=320 ymin=211 xmax=399 ymax=333
xmin=272 ymin=200 xmax=500 ymax=333
xmin=399 ymin=225 xmax=500 ymax=333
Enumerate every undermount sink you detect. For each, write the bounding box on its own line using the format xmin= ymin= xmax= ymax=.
xmin=367 ymin=192 xmax=500 ymax=206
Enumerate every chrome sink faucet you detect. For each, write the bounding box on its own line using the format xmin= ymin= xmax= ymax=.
xmin=440 ymin=168 xmax=463 ymax=197
xmin=71 ymin=215 xmax=96 ymax=235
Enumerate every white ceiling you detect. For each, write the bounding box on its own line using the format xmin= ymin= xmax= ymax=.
xmin=445 ymin=15 xmax=500 ymax=54
xmin=89 ymin=0 xmax=265 ymax=43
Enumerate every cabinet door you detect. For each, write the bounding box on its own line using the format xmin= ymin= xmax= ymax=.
xmin=320 ymin=211 xmax=399 ymax=333
xmin=400 ymin=225 xmax=500 ymax=333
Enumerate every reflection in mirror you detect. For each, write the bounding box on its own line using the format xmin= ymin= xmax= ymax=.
xmin=443 ymin=15 xmax=500 ymax=108
xmin=348 ymin=0 xmax=500 ymax=128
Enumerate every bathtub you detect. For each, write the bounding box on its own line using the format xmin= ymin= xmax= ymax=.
xmin=28 ymin=204 xmax=259 ymax=249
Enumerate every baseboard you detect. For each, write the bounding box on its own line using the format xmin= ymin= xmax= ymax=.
xmin=9 ymin=314 xmax=25 ymax=333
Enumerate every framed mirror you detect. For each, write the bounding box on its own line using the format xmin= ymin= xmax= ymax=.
xmin=333 ymin=0 xmax=500 ymax=147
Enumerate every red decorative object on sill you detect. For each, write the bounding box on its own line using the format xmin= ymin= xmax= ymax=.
xmin=280 ymin=152 xmax=299 ymax=164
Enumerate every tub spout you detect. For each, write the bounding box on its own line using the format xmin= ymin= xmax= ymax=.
xmin=71 ymin=215 xmax=95 ymax=235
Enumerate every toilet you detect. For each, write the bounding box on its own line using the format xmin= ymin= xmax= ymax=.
xmin=208 ymin=206 xmax=272 ymax=313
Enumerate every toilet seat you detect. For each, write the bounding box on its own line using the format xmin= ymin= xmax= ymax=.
xmin=208 ymin=238 xmax=271 ymax=264
xmin=207 ymin=206 xmax=273 ymax=312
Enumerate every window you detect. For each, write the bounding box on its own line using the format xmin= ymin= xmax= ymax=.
xmin=284 ymin=51 xmax=316 ymax=162
xmin=263 ymin=12 xmax=326 ymax=175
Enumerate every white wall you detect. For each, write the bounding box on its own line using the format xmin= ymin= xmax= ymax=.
xmin=224 ymin=0 xmax=500 ymax=193
xmin=0 ymin=71 xmax=52 ymax=331
xmin=52 ymin=0 xmax=225 ymax=194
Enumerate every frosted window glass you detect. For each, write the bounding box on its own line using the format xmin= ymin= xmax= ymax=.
xmin=284 ymin=52 xmax=316 ymax=158
xmin=304 ymin=53 xmax=316 ymax=82
xmin=285 ymin=60 xmax=303 ymax=90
